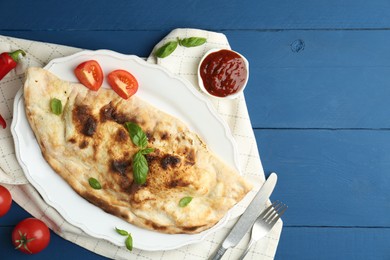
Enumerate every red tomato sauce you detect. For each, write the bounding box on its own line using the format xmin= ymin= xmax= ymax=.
xmin=200 ymin=49 xmax=247 ymax=97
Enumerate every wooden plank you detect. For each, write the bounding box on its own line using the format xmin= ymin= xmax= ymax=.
xmin=4 ymin=205 xmax=390 ymax=260
xmin=234 ymin=30 xmax=390 ymax=129
xmin=2 ymin=0 xmax=390 ymax=30
xmin=255 ymin=129 xmax=390 ymax=227
xmin=246 ymin=66 xmax=390 ymax=129
xmin=276 ymin=227 xmax=390 ymax=260
xmin=5 ymin=29 xmax=390 ymax=67
xmin=5 ymin=131 xmax=390 ymax=255
xmin=2 ymin=226 xmax=389 ymax=260
xmin=0 ymin=31 xmax=164 ymax=57
xmin=4 ymin=29 xmax=390 ymax=129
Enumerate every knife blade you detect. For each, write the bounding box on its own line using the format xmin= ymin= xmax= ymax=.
xmin=210 ymin=172 xmax=277 ymax=260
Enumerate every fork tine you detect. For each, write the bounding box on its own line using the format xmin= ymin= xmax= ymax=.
xmin=264 ymin=201 xmax=282 ymax=222
xmin=259 ymin=203 xmax=274 ymax=218
xmin=262 ymin=201 xmax=279 ymax=219
xmin=260 ymin=201 xmax=287 ymax=225
xmin=269 ymin=204 xmax=287 ymax=225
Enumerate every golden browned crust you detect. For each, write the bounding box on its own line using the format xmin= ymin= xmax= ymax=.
xmin=24 ymin=67 xmax=252 ymax=234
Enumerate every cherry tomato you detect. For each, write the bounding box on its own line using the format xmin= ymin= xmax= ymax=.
xmin=0 ymin=185 xmax=12 ymax=217
xmin=74 ymin=60 xmax=104 ymax=91
xmin=12 ymin=218 xmax=50 ymax=254
xmin=107 ymin=70 xmax=138 ymax=99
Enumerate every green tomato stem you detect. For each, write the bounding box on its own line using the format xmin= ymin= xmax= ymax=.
xmin=14 ymin=231 xmax=35 ymax=254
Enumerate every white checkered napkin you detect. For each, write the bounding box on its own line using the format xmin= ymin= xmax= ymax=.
xmin=0 ymin=30 xmax=282 ymax=259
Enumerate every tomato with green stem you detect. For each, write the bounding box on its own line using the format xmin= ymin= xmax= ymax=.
xmin=12 ymin=218 xmax=50 ymax=254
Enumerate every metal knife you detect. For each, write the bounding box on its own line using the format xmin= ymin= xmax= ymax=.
xmin=210 ymin=172 xmax=277 ymax=260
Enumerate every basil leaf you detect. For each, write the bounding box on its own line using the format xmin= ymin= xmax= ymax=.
xmin=125 ymin=122 xmax=148 ymax=149
xmin=133 ymin=151 xmax=148 ymax=185
xmin=178 ymin=37 xmax=207 ymax=47
xmin=50 ymin=98 xmax=62 ymax=115
xmin=140 ymin=147 xmax=154 ymax=155
xmin=179 ymin=196 xmax=193 ymax=207
xmin=125 ymin=234 xmax=133 ymax=251
xmin=155 ymin=41 xmax=178 ymax=58
xmin=88 ymin=177 xmax=102 ymax=190
xmin=115 ymin=227 xmax=128 ymax=236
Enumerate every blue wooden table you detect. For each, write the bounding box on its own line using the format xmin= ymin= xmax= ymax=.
xmin=1 ymin=0 xmax=390 ymax=259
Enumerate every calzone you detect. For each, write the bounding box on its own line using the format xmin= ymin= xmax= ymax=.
xmin=24 ymin=67 xmax=252 ymax=234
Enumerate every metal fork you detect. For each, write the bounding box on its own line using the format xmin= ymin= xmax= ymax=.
xmin=238 ymin=201 xmax=287 ymax=260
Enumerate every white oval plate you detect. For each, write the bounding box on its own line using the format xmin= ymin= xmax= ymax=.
xmin=11 ymin=50 xmax=241 ymax=251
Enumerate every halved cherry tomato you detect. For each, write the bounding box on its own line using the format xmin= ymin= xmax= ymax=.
xmin=74 ymin=60 xmax=103 ymax=91
xmin=12 ymin=218 xmax=50 ymax=254
xmin=107 ymin=70 xmax=138 ymax=99
xmin=0 ymin=185 xmax=12 ymax=216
